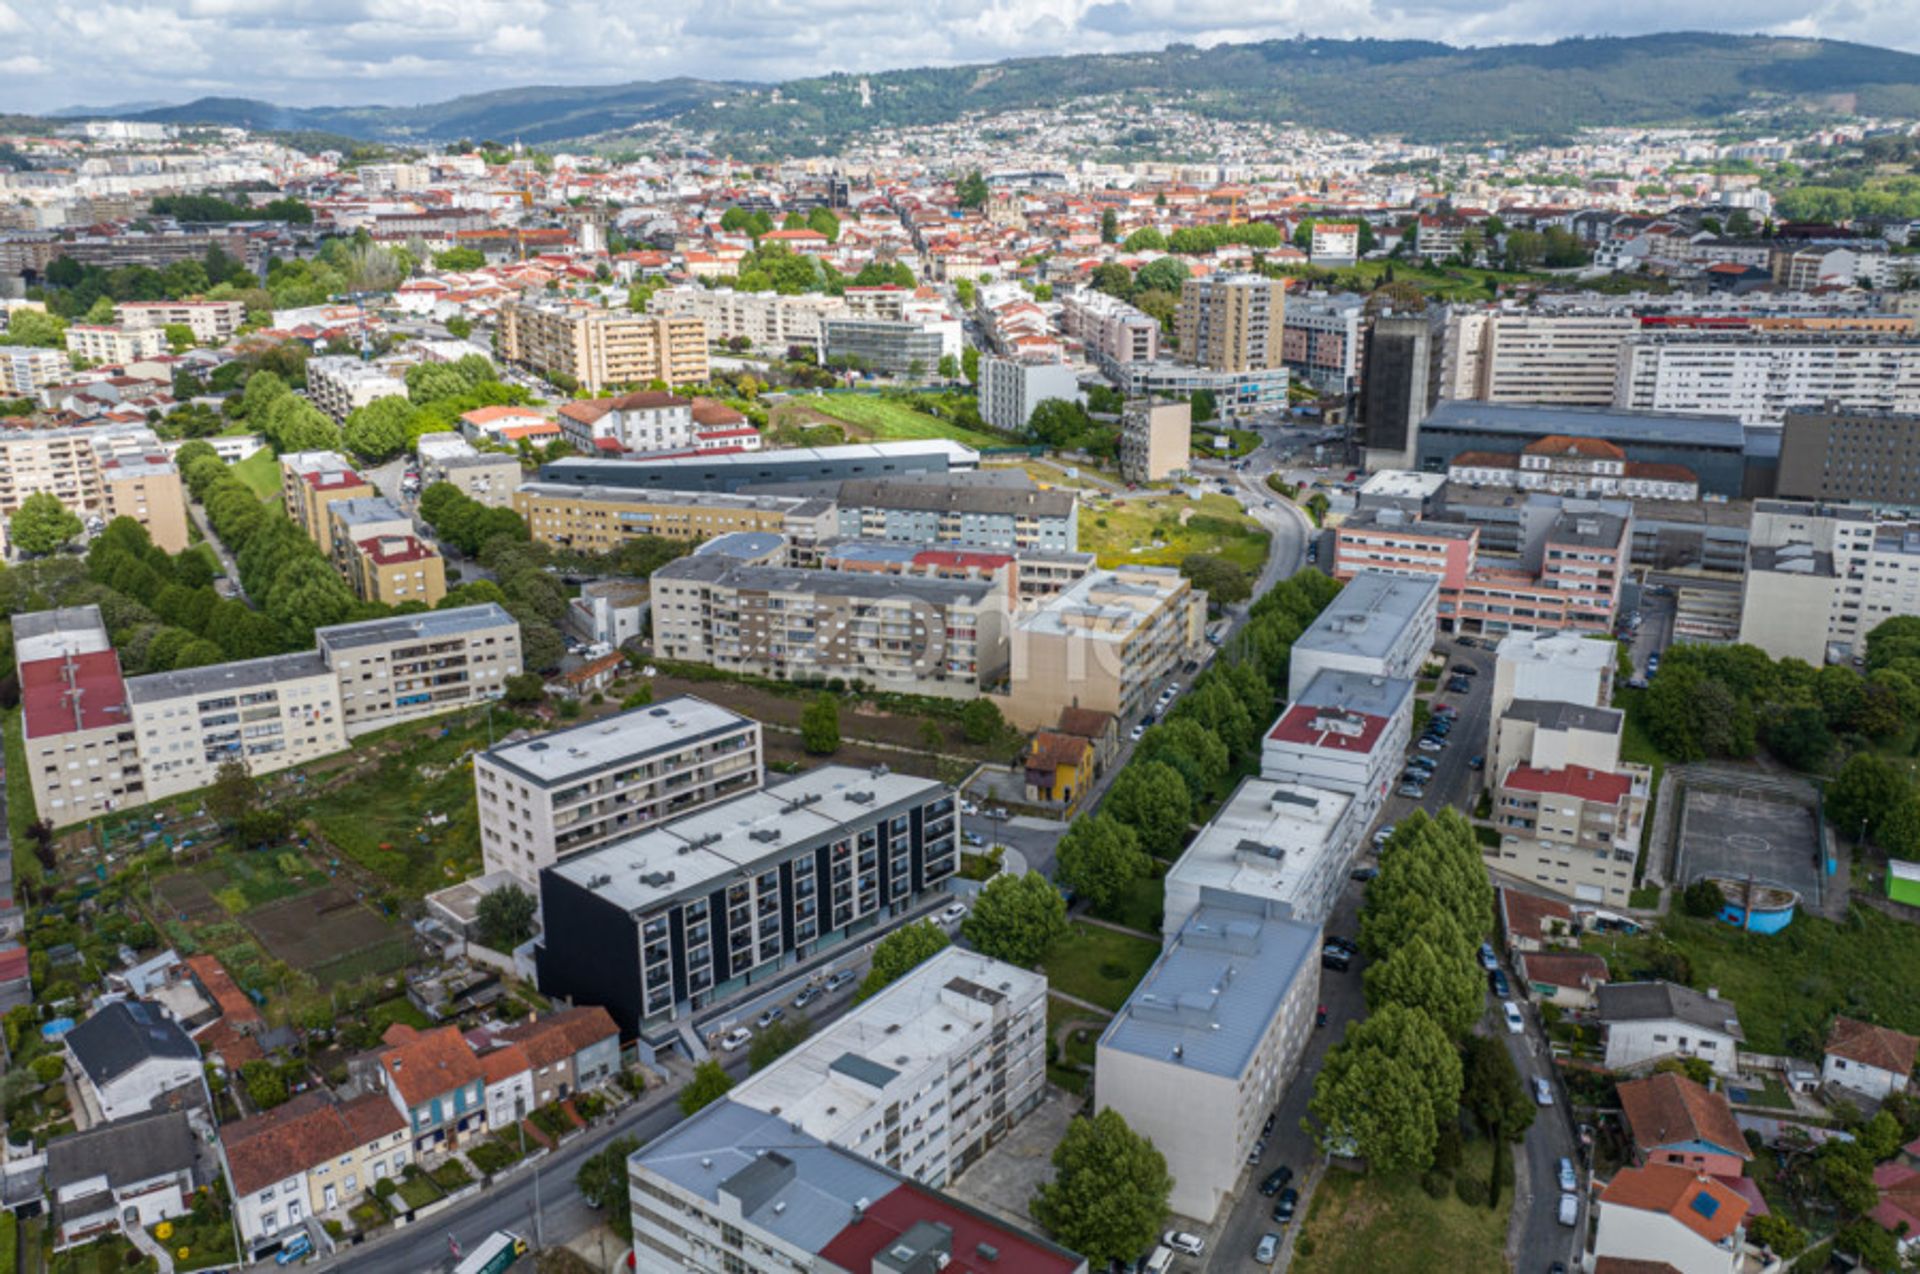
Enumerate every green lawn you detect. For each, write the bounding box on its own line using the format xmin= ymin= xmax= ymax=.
xmin=1040 ymin=921 xmax=1162 ymax=1011
xmin=230 ymin=448 xmax=282 ymax=501
xmin=1093 ymin=868 xmax=1165 ymax=934
xmin=1080 ymin=491 xmax=1270 ymax=571
xmin=1291 ymin=1138 xmax=1509 ymax=1274
xmin=1045 ymin=994 xmax=1109 ymax=1096
xmin=1584 ymin=907 xmax=1920 ymax=1056
xmin=799 ymin=395 xmax=1005 ymax=449
xmin=1190 ymin=427 xmax=1260 ymax=459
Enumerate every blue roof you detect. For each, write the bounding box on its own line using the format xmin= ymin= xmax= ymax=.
xmin=1423 ymin=399 xmax=1748 ymax=450
xmin=1099 ymin=902 xmax=1318 ymax=1079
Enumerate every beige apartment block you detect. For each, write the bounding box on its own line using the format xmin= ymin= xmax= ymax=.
xmin=1176 ymin=274 xmax=1287 ymax=373
xmin=1119 ymin=399 xmax=1191 ymax=483
xmin=316 ymin=604 xmax=522 ymax=736
xmin=65 ymin=323 xmax=167 ymax=364
xmin=514 ymin=482 xmax=836 ymax=553
xmin=1444 ymin=310 xmax=1638 ymax=406
xmin=345 ymin=534 xmax=448 ymax=607
xmin=13 ymin=607 xmax=146 ymax=827
xmin=498 ymin=300 xmax=709 ymax=394
xmin=1004 ymin=565 xmax=1206 ymax=730
xmin=0 ymin=426 xmax=189 ymax=555
xmin=127 ymin=652 xmax=348 ymax=802
xmin=280 ymin=451 xmax=373 ymax=556
xmin=115 ymin=299 xmax=245 ymax=344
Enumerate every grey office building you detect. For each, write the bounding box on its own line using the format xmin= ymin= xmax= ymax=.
xmin=1359 ymin=310 xmax=1446 ymax=468
xmin=539 ymin=440 xmax=977 ymax=494
xmin=1776 ymin=408 xmax=1920 ymax=506
xmin=822 ymin=318 xmax=948 ymax=376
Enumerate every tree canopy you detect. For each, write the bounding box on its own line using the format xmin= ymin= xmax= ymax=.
xmin=1029 ymin=1109 xmax=1171 ymax=1266
xmin=961 ymin=871 xmax=1067 ymax=967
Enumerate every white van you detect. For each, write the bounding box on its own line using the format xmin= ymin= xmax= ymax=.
xmin=1558 ymin=1192 xmax=1579 ymax=1226
xmin=1145 ymin=1245 xmax=1176 ymax=1274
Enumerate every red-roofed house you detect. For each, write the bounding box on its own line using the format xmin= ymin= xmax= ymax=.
xmin=1516 ymin=950 xmax=1611 ymax=1009
xmin=476 ymin=1043 xmax=534 ymax=1132
xmin=221 ymin=1089 xmax=410 ymax=1258
xmin=556 ymin=391 xmax=693 ymax=453
xmin=542 ymin=651 xmax=624 ymax=700
xmin=346 ymin=534 xmax=447 ymax=607
xmin=815 ymin=1182 xmax=1083 ymax=1274
xmin=375 ymin=1024 xmax=486 ymax=1153
xmin=1023 ymin=731 xmax=1095 ymax=806
xmin=1617 ymin=1072 xmax=1752 ymax=1179
xmin=1594 ymin=1164 xmax=1750 ymax=1274
xmin=1869 ymin=1161 xmax=1920 ymax=1265
xmin=1823 ymin=1016 xmax=1919 ymax=1101
xmin=1498 ymin=887 xmax=1579 ymax=953
xmin=458 ymin=404 xmax=554 ymax=443
xmin=495 ymin=1006 xmax=620 ymax=1107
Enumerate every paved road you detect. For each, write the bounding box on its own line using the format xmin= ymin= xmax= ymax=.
xmin=1501 ymin=978 xmax=1587 ymax=1274
xmin=1375 ymin=636 xmax=1498 ymax=833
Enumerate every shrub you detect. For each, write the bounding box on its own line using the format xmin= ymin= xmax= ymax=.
xmin=1421 ymin=1169 xmax=1452 ymax=1200
xmin=1454 ymin=1174 xmax=1489 ymax=1207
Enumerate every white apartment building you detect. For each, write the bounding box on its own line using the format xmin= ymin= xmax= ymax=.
xmin=1309 ymin=222 xmax=1359 ymax=264
xmin=978 ymin=356 xmax=1080 ymax=431
xmin=65 ymin=323 xmax=167 ymax=364
xmin=315 ymin=604 xmax=522 ymax=736
xmin=1444 ymin=309 xmax=1638 ymax=406
xmin=1489 ymin=630 xmax=1617 ymax=725
xmin=555 ymin=391 xmax=694 ymax=454
xmin=305 ymin=355 xmax=409 ymax=422
xmin=1613 ymin=331 xmax=1920 ymax=425
xmin=1286 ymin=571 xmax=1439 ymax=698
xmin=1260 ymin=670 xmax=1413 ymax=828
xmin=1059 ymin=289 xmax=1160 ymax=373
xmin=1096 ymin=902 xmax=1321 ymax=1221
xmin=1164 ymin=777 xmax=1360 ymax=936
xmin=126 ymin=652 xmax=348 ymax=801
xmin=1735 ymin=498 xmax=1917 ymax=664
xmin=649 ymin=286 xmax=843 ymax=352
xmin=116 ymin=299 xmax=245 ymax=344
xmin=474 ymin=696 xmax=764 ymax=889
xmin=0 ymin=345 xmax=68 ymax=395
xmin=727 ymin=948 xmax=1046 ymax=1188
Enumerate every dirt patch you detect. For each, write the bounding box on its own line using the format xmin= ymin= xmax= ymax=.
xmin=153 ymin=872 xmax=221 ymax=922
xmin=243 ymin=885 xmax=405 ymax=975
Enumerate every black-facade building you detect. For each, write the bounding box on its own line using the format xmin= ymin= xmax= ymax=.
xmin=536 ymin=766 xmax=958 ymax=1042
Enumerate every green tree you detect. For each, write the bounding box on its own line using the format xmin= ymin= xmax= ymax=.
xmin=807 ymin=206 xmax=841 ymax=242
xmin=476 ymin=884 xmax=538 ymax=950
xmin=1680 ymin=878 xmax=1727 ymax=919
xmin=1363 ymin=924 xmax=1485 ymax=1038
xmin=433 ymin=247 xmax=487 ymax=271
xmin=679 ymin=1060 xmax=735 ymax=1116
xmin=576 ymin=1135 xmax=641 ymax=1239
xmin=937 ymin=353 xmax=960 ymax=382
xmin=858 ymin=920 xmax=950 ymax=1000
xmin=445 ymin=315 xmax=473 ymax=339
xmin=1100 ymin=209 xmax=1119 ymax=243
xmin=1829 ymin=752 xmax=1910 ymax=843
xmin=1029 ymin=1109 xmax=1171 ymax=1267
xmin=1189 ymin=388 xmax=1218 ymax=423
xmin=1055 ymin=814 xmax=1150 ymax=915
xmin=800 ymin=692 xmax=840 ymax=755
xmin=1101 ymin=761 xmax=1192 ymax=858
xmin=1745 ymin=1213 xmax=1803 ymax=1258
xmin=961 ymin=346 xmax=979 ymax=384
xmin=959 ymin=697 xmax=1004 ymax=744
xmin=1308 ymin=1003 xmax=1459 ymax=1173
xmin=4 ymin=308 xmax=66 ymax=348
xmin=1878 ymin=791 xmax=1920 ymax=862
xmin=7 ymin=493 xmax=83 ymax=555
xmin=1132 ymin=718 xmax=1229 ymax=803
xmin=162 ymin=323 xmax=196 ymax=353
xmin=955 ymin=171 xmax=990 ymax=210
xmin=343 ymin=396 xmax=415 ymax=462
xmin=961 ymin=871 xmax=1068 ymax=966
xmin=1819 ymin=1139 xmax=1880 ymax=1214
xmin=240 ymin=1059 xmax=289 ymax=1110
xmin=1765 ymin=704 xmax=1833 ymax=771
xmin=1460 ymin=1033 xmax=1535 ymax=1142
xmin=1123 ymin=227 xmax=1166 ymax=251
xmin=748 ymin=1014 xmax=813 ymax=1071
xmin=1089 ymin=262 xmax=1134 ymax=298
xmin=1179 ymin=553 xmax=1251 ymax=605
xmin=1133 ymin=256 xmax=1189 ymax=294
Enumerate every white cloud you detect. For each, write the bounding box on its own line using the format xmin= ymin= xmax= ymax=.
xmin=1 ymin=0 xmax=1917 ymax=114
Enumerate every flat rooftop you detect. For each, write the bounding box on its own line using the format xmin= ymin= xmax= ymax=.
xmin=1422 ymin=399 xmax=1748 ymax=450
xmin=315 ymin=602 xmax=515 ymax=651
xmin=548 ymin=766 xmax=947 ymax=915
xmin=728 ymin=948 xmax=1042 ymax=1140
xmin=327 ymin=496 xmax=408 ymax=529
xmin=125 ymin=651 xmax=330 ymax=704
xmin=1017 ymin=567 xmax=1185 ymax=641
xmin=1504 ymin=699 xmax=1624 ymax=735
xmin=515 ymin=481 xmax=830 ymax=517
xmin=1293 ymin=668 xmax=1414 ymax=721
xmin=1100 ymin=901 xmax=1319 ymax=1080
xmin=655 ymin=556 xmax=998 ymax=606
xmin=478 ymin=696 xmax=755 ymax=789
xmin=1168 ymin=778 xmax=1355 ymax=920
xmin=1495 ymin=630 xmax=1620 ymax=673
xmin=12 ymin=606 xmax=111 ymax=665
xmin=1294 ymin=571 xmax=1437 ymax=660
xmin=21 ymin=649 xmax=130 ymax=740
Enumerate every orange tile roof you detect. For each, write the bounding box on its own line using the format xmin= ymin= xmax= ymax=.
xmin=379 ymin=1024 xmax=484 ymax=1107
xmin=477 ymin=1042 xmax=531 ymax=1085
xmin=1617 ymin=1072 xmax=1751 ymax=1161
xmin=184 ymin=954 xmax=263 ymax=1028
xmin=1599 ymin=1164 xmax=1747 ymax=1243
xmin=1826 ymin=1016 xmax=1920 ymax=1075
xmin=221 ymin=1090 xmax=406 ymax=1196
xmin=498 ymin=1006 xmax=619 ymax=1068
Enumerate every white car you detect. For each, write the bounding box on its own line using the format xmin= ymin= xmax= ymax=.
xmin=1535 ymin=1077 xmax=1554 ymax=1106
xmin=960 ymin=801 xmax=979 ymax=817
xmin=1502 ymin=1001 xmax=1525 ymax=1034
xmin=1129 ymin=724 xmax=1146 ymax=742
xmin=939 ymin=902 xmax=968 ymax=925
xmin=720 ymin=1027 xmax=752 ymax=1052
xmin=1163 ymin=1231 xmax=1205 ymax=1257
xmin=1557 ymin=1157 xmax=1577 ymax=1193
xmin=1416 ymin=738 xmax=1445 ymax=753
xmin=1557 ymin=1192 xmax=1579 ymax=1226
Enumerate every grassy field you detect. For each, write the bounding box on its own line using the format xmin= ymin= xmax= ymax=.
xmin=1080 ymin=491 xmax=1270 ymax=571
xmin=795 ymin=395 xmax=1006 ymax=449
xmin=231 ymin=448 xmax=282 ymax=501
xmin=1291 ymin=1138 xmax=1509 ymax=1274
xmin=1584 ymin=907 xmax=1920 ymax=1056
xmin=1040 ymin=921 xmax=1162 ymax=1011
xmin=1093 ymin=867 xmax=1165 ymax=935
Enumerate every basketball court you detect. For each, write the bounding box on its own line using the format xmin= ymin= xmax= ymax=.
xmin=1675 ymin=786 xmax=1823 ymax=905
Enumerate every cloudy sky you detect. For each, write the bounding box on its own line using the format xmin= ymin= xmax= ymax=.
xmin=0 ymin=0 xmax=1914 ymax=113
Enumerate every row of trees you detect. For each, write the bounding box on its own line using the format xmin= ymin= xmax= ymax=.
xmin=35 ymin=243 xmax=259 ymax=321
xmin=150 ymin=193 xmax=313 ymax=223
xmin=416 ymin=482 xmax=529 ymax=557
xmin=239 ymin=370 xmax=344 ymax=454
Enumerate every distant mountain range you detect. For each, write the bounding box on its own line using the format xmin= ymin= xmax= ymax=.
xmin=89 ymin=33 xmax=1920 ymax=153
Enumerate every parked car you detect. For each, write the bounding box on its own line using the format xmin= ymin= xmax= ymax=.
xmin=755 ymin=1006 xmax=784 ymax=1029
xmin=1452 ymin=664 xmax=1478 ymax=675
xmin=1490 ymin=968 xmax=1510 ymax=997
xmin=1260 ymin=1165 xmax=1292 ymax=1196
xmin=825 ymin=970 xmax=856 ymax=992
xmin=1129 ymin=724 xmax=1146 ymax=741
xmin=1456 ymin=636 xmax=1476 ymax=648
xmin=1557 ymin=1192 xmax=1578 ymax=1226
xmin=1272 ymin=1187 xmax=1299 ymax=1223
xmin=1262 ymin=1114 xmax=1278 ymax=1139
xmin=1502 ymin=1001 xmax=1524 ymax=1034
xmin=1321 ymin=946 xmax=1352 ymax=972
xmin=1246 ymin=1137 xmax=1268 ymax=1165
xmin=1163 ymin=1231 xmax=1205 ymax=1257
xmin=1558 ymin=1157 xmax=1577 ymax=1193
xmin=720 ymin=1027 xmax=753 ymax=1051
xmin=1326 ymin=935 xmax=1359 ymax=955
xmin=1373 ymin=824 xmax=1396 ymax=846
xmin=1417 ymin=738 xmax=1445 ymax=753
xmin=1397 ymin=782 xmax=1426 ymax=798
xmin=1255 ymin=1233 xmax=1280 ymax=1265
xmin=1478 ymin=943 xmax=1498 ymax=971
xmin=939 ymin=902 xmax=968 ymax=925
xmin=1469 ymin=754 xmax=1485 ymax=770
xmin=1350 ymin=866 xmax=1379 ymax=882
xmin=275 ymin=1234 xmax=313 ymax=1265
xmin=1535 ymin=1077 xmax=1555 ymax=1106
xmin=962 ymin=831 xmax=987 ymax=847
xmin=793 ymin=985 xmax=822 ymax=1009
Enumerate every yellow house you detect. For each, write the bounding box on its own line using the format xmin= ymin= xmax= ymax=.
xmin=1023 ymin=731 xmax=1095 ymax=807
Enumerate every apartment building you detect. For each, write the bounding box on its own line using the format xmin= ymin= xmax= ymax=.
xmin=0 ymin=425 xmax=190 ymax=554
xmin=1176 ymin=273 xmax=1287 ymax=373
xmin=13 ymin=606 xmax=144 ymax=827
xmin=281 ymin=451 xmax=373 ymax=556
xmin=1333 ymin=507 xmax=1478 ymax=595
xmin=126 ymin=652 xmax=347 ymax=802
xmin=315 ymin=604 xmax=522 ymax=736
xmin=978 ymin=356 xmax=1080 ymax=431
xmin=345 ymin=534 xmax=447 ymax=607
xmin=1775 ymin=407 xmax=1920 ymax=505
xmin=1443 ymin=310 xmax=1638 ymax=407
xmin=1308 ymin=222 xmax=1359 ymax=265
xmin=324 ymin=497 xmax=411 ymax=576
xmin=1260 ymin=670 xmax=1414 ymax=827
xmin=539 ymin=440 xmax=977 ymax=495
xmin=1281 ymin=291 xmax=1365 ymax=394
xmin=1446 ymin=434 xmax=1700 ymax=501
xmin=819 ymin=540 xmax=1097 ymax=605
xmin=474 ymin=696 xmax=764 ymax=889
xmin=556 ymin=391 xmax=694 ymax=454
xmin=1164 ymin=777 xmax=1361 ymax=935
xmin=727 ymin=948 xmax=1046 ymax=1188
xmin=1096 ymin=900 xmax=1320 ymax=1221
xmin=627 ymin=1101 xmax=1086 ymax=1274
xmin=821 ymin=318 xmax=956 ymax=377
xmin=65 ymin=323 xmax=167 ymax=364
xmin=115 ymin=299 xmax=245 ymax=344
xmin=1489 ymin=630 xmax=1617 ymax=723
xmin=499 ymin=299 xmax=709 ymax=393
xmin=515 ymin=482 xmax=836 ymax=554
xmin=650 ymin=285 xmax=843 ymax=351
xmin=536 ymin=767 xmax=958 ymax=1039
xmin=1059 ymin=289 xmax=1160 ymax=374
xmin=651 ymin=556 xmax=1011 ymax=699
xmin=0 ymin=345 xmax=67 ymax=395
xmin=1735 ymin=499 xmax=1920 ymax=663
xmin=1004 ymin=566 xmax=1206 ymax=730
xmin=415 ymin=434 xmax=522 ymax=507
xmin=1613 ymin=331 xmax=1920 ymax=425
xmin=304 ymin=355 xmax=408 ymax=422
xmin=1119 ymin=398 xmax=1190 ymax=483
xmin=1286 ymin=570 xmax=1439 ymax=698
xmin=829 ymin=476 xmax=1079 ymax=553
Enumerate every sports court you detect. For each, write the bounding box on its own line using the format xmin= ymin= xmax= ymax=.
xmin=1675 ymin=786 xmax=1823 ymax=905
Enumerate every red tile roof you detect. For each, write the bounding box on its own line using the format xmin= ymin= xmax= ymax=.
xmin=476 ymin=1043 xmax=531 ymax=1086
xmin=378 ymin=1024 xmax=484 ymax=1107
xmin=1499 ymin=888 xmax=1577 ymax=946
xmin=1516 ymin=951 xmax=1611 ymax=995
xmin=497 ymin=1006 xmax=618 ymax=1068
xmin=1599 ymin=1164 xmax=1747 ymax=1243
xmin=912 ymin=549 xmax=1013 ymax=573
xmin=1825 ymin=1016 xmax=1920 ymax=1076
xmin=1265 ymin=703 xmax=1387 ymax=754
xmin=461 ymin=405 xmax=544 ymax=425
xmin=19 ymin=650 xmax=130 ymax=740
xmin=1617 ymin=1072 xmax=1750 ymax=1161
xmin=816 ymin=1183 xmax=1081 ymax=1274
xmin=301 ymin=467 xmax=366 ymax=492
xmin=184 ymin=954 xmax=263 ymax=1029
xmin=1871 ymin=1163 xmax=1920 ymax=1241
xmin=221 ymin=1090 xmax=406 ymax=1196
xmin=1504 ymin=765 xmax=1632 ymax=805
xmin=358 ymin=535 xmax=439 ymax=566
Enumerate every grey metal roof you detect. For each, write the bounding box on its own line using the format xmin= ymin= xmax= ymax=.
xmin=694 ymin=531 xmax=788 ymax=561
xmin=315 ymin=602 xmax=515 ymax=651
xmin=828 ymin=1052 xmax=900 ymax=1090
xmin=478 ymin=696 xmax=755 ymax=789
xmin=1503 ymin=700 xmax=1623 ymax=735
xmin=47 ymin=1109 xmax=197 ymax=1192
xmin=1423 ymin=400 xmax=1747 ymax=450
xmin=1099 ymin=902 xmax=1318 ymax=1079
xmin=1548 ymin=511 xmax=1629 ymax=548
xmin=326 ymin=496 xmax=409 ymax=528
xmin=835 ymin=476 xmax=1077 ymax=519
xmin=125 ymin=651 xmax=330 ymax=704
xmin=632 ymin=1099 xmax=901 ymax=1255
xmin=64 ymin=1000 xmax=199 ymax=1087
xmin=1597 ymin=981 xmax=1744 ymax=1040
xmin=1293 ymin=572 xmax=1438 ymax=660
xmin=1293 ymin=668 xmax=1413 ymax=720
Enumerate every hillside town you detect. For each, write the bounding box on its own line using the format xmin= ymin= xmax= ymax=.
xmin=3 ymin=70 xmax=1920 ymax=1274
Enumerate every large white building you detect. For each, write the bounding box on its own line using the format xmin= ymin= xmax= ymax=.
xmin=305 ymin=355 xmax=409 ymax=422
xmin=1286 ymin=571 xmax=1439 ymax=698
xmin=650 ymin=286 xmax=844 ymax=352
xmin=1736 ymin=498 xmax=1920 ymax=664
xmin=977 ymin=356 xmax=1080 ymax=431
xmin=1163 ymin=777 xmax=1360 ymax=936
xmin=727 ymin=947 xmax=1046 ymax=1189
xmin=0 ymin=345 xmax=68 ymax=395
xmin=126 ymin=653 xmax=348 ymax=802
xmin=65 ymin=323 xmax=167 ymax=364
xmin=1444 ymin=309 xmax=1638 ymax=407
xmin=474 ymin=696 xmax=764 ymax=889
xmin=1613 ymin=331 xmax=1920 ymax=425
xmin=1260 ymin=670 xmax=1413 ymax=827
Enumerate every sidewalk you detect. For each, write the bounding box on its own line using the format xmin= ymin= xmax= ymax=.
xmin=123 ymin=1220 xmax=176 ymax=1274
